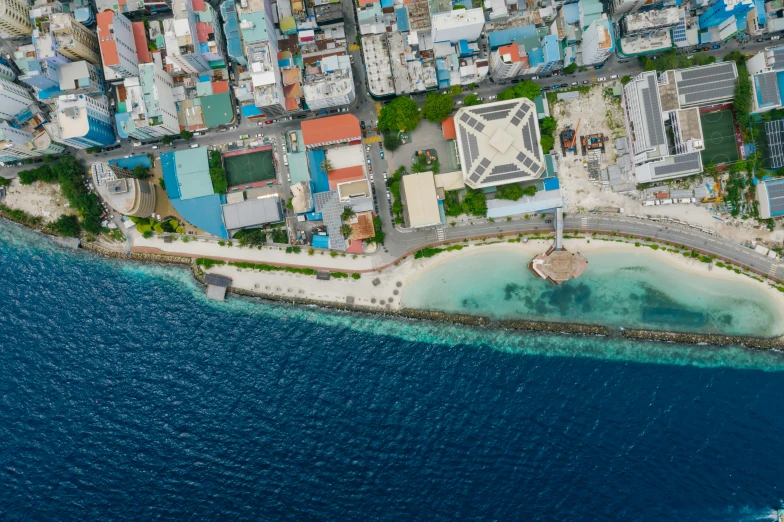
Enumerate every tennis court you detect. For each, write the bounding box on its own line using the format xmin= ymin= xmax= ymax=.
xmin=699 ymin=110 xmax=739 ymax=165
xmin=223 ymin=149 xmax=275 ymax=189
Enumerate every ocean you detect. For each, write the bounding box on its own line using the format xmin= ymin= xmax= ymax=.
xmin=2 ymin=220 xmax=784 ymax=521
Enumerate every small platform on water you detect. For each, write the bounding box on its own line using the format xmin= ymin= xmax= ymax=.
xmin=530 ymin=246 xmax=588 ymax=285
xmin=205 ymin=273 xmax=232 ymax=301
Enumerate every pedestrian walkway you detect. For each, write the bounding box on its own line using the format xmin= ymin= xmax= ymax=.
xmin=581 ymin=217 xmax=588 ymax=229
xmin=769 ymin=264 xmax=778 ymax=277
xmin=365 ymin=135 xmax=382 ymax=143
xmin=436 ymin=227 xmax=445 ymax=242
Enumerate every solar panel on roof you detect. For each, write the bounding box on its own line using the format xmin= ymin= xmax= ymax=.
xmin=757 ymin=73 xmax=781 ymax=108
xmin=766 ymin=120 xmax=784 ymax=169
xmin=482 ymin=171 xmax=527 ymax=184
xmin=474 ymin=122 xmax=485 ymax=132
xmin=459 ymin=127 xmax=477 ymax=170
xmin=528 ymin=115 xmax=540 ymax=160
xmin=677 ymin=62 xmax=734 ymax=81
xmin=460 ymin=113 xmax=471 ymax=123
xmin=479 ymin=158 xmax=491 ymax=168
xmin=490 ymin=163 xmax=518 ymax=174
xmin=469 ymin=172 xmax=481 ymax=182
xmin=472 ymin=103 xmax=517 ymax=114
xmin=766 ymin=180 xmax=784 ymax=214
xmin=482 ymin=111 xmax=512 ymax=121
xmin=522 ymin=157 xmax=533 ymax=168
xmin=510 ymin=117 xmax=521 ymax=126
xmin=529 ymin=163 xmax=540 ymax=173
xmin=642 ymin=74 xmax=666 ymax=147
xmin=652 ymin=152 xmax=701 ymax=178
xmin=516 ymin=152 xmax=525 ymax=163
xmin=522 ymin=119 xmax=533 ymax=152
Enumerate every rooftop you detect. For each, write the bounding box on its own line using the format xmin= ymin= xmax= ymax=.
xmin=673 ymin=61 xmax=738 ymax=107
xmin=222 ymin=196 xmax=283 ymax=230
xmin=96 ymin=10 xmax=120 ymax=66
xmin=531 ymin=249 xmax=588 ymax=284
xmin=161 ymin=147 xmax=214 ymax=200
xmin=301 ymin=114 xmax=360 ymax=146
xmin=623 ymin=6 xmax=681 ymax=33
xmin=455 ymin=99 xmax=546 ymax=189
xmin=401 ymin=171 xmax=441 ymax=228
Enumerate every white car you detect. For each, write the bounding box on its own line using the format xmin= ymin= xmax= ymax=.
xmin=151 ymin=145 xmax=159 ymax=150
xmin=256 ymin=133 xmax=263 ymax=138
xmin=610 ymin=74 xmax=618 ymax=80
xmin=383 ymin=171 xmax=388 ymax=181
xmin=257 ymin=122 xmax=264 ymax=126
xmin=366 ymin=145 xmax=371 ymax=152
xmin=370 ymin=174 xmax=374 ymax=182
xmin=386 ymin=190 xmax=391 ymax=200
xmin=597 ymin=77 xmax=607 ymax=82
xmin=531 ymin=76 xmax=539 ymax=80
xmin=488 ymin=95 xmax=497 ymax=100
xmin=283 ymin=154 xmax=288 ymax=166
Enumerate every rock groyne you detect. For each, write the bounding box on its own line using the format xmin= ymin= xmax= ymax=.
xmin=621 ymin=329 xmax=784 ymax=351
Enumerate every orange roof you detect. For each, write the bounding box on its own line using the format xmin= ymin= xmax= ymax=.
xmin=195 ymin=21 xmax=212 ymax=44
xmin=192 ymin=0 xmax=206 ymax=10
xmin=286 ymin=98 xmax=299 ymax=111
xmin=348 ymin=211 xmax=375 ymax=240
xmin=96 ymin=11 xmax=120 ymax=66
xmin=498 ymin=43 xmax=529 ymax=66
xmin=346 ymin=238 xmax=364 ymax=253
xmin=282 ymin=68 xmax=301 ymax=84
xmin=212 ymin=80 xmax=229 ymax=94
xmin=132 ymin=22 xmax=152 ymax=63
xmin=328 ymin=166 xmax=365 ymax=190
xmin=301 ymin=114 xmax=361 ymax=146
xmin=442 ymin=117 xmax=456 ymax=140
xmin=358 ymin=0 xmax=379 ymax=5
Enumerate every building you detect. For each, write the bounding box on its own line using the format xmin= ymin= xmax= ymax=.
xmin=489 ymin=43 xmax=530 ymax=81
xmin=454 ymin=99 xmax=546 ymax=190
xmin=621 ymin=63 xmax=737 ymax=183
xmin=96 ymin=10 xmax=139 ymax=79
xmin=431 ymin=8 xmax=484 ymax=44
xmin=747 ymin=46 xmax=784 ymax=114
xmin=581 ymin=18 xmax=614 ymax=66
xmin=301 ymin=114 xmax=361 ymax=149
xmin=161 ymin=147 xmax=229 ymax=237
xmin=115 ymin=62 xmax=180 ymax=140
xmin=757 ymin=178 xmax=784 ymax=219
xmin=91 ymin=162 xmax=157 ymax=217
xmin=0 ymin=0 xmax=33 ymax=38
xmin=302 ymin=55 xmax=355 ymax=111
xmin=0 ymin=57 xmax=16 ymax=82
xmin=611 ymin=0 xmax=656 ymax=17
xmin=400 ymin=171 xmax=442 ymax=229
xmin=163 ymin=0 xmax=225 ymax=75
xmin=699 ymin=0 xmax=754 ymax=30
xmin=0 ymin=78 xmax=35 ymax=120
xmin=0 ymin=119 xmax=64 ymax=163
xmin=33 ymin=13 xmax=101 ymax=66
xmin=221 ymin=195 xmax=283 ymax=232
xmin=54 ymin=93 xmax=116 ymax=148
xmin=59 ymin=61 xmax=104 ymax=95
xmin=14 ymin=45 xmax=64 ymax=102
xmin=96 ymin=0 xmax=173 ymax=18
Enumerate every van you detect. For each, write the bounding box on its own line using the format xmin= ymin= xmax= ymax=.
xmin=133 ymin=142 xmax=141 ymax=147
xmin=190 ymin=144 xmax=199 ymax=149
xmin=283 ymin=154 xmax=288 ymax=166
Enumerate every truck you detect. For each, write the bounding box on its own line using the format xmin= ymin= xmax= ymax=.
xmin=643 ymin=201 xmax=656 ymax=206
xmin=659 ymin=199 xmax=673 ymax=205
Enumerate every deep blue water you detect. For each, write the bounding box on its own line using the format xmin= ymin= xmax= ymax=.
xmin=2 ymin=220 xmax=784 ymax=521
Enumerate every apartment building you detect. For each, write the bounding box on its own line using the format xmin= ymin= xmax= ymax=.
xmin=97 ymin=10 xmax=139 ymax=78
xmin=54 ymin=93 xmax=116 ymax=148
xmin=301 ymin=54 xmax=355 ymax=111
xmin=32 ymin=12 xmax=101 ymax=66
xmin=0 ymin=78 xmax=35 ymax=120
xmin=115 ymin=62 xmax=180 ymax=140
xmin=0 ymin=0 xmax=33 ymax=38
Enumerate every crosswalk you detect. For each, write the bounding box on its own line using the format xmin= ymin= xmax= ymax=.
xmin=769 ymin=264 xmax=778 ymax=278
xmin=436 ymin=227 xmax=445 ymax=242
xmin=581 ymin=217 xmax=589 ymax=229
xmin=364 ymin=135 xmax=382 ymax=143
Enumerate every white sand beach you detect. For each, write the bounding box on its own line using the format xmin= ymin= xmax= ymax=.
xmin=213 ymin=237 xmax=784 ymax=324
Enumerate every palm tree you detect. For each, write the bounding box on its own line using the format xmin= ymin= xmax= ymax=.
xmin=322 ymin=159 xmax=334 ymax=172
xmin=341 ymin=207 xmax=356 ymax=221
xmin=340 ymin=224 xmax=353 ymax=239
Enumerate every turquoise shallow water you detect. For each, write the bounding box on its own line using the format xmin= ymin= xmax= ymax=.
xmin=402 ymin=248 xmax=784 ymax=337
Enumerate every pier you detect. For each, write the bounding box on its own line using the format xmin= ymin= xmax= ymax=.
xmin=530 ymin=207 xmax=588 ymax=284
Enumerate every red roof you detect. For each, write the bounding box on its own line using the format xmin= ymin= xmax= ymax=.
xmin=301 ymin=114 xmax=361 ymax=146
xmin=442 ymin=117 xmax=456 ymax=140
xmin=346 ymin=239 xmax=365 ymax=253
xmin=497 ymin=43 xmax=529 ymax=66
xmin=132 ymin=22 xmax=152 ymax=64
xmin=327 ymin=166 xmax=365 ymax=190
xmin=96 ymin=11 xmax=120 ymax=66
xmin=212 ymin=80 xmax=229 ymax=94
xmin=191 ymin=0 xmax=206 ymax=11
xmin=195 ymin=21 xmax=212 ymax=44
xmin=286 ymin=98 xmax=299 ymax=111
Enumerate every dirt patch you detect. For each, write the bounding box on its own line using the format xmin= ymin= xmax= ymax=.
xmin=3 ymin=179 xmax=77 ymax=224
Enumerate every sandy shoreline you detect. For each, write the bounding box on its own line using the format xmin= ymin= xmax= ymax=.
xmin=209 ymin=237 xmax=784 ymax=329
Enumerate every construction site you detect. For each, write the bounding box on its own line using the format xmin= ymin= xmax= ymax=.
xmin=548 ymin=85 xmax=783 ymax=245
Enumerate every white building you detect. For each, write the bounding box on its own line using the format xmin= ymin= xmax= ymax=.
xmin=0 ymin=0 xmax=33 ymax=38
xmin=54 ymin=93 xmax=116 ymax=149
xmin=581 ymin=18 xmax=615 ymax=66
xmin=0 ymin=60 xmax=16 ymax=82
xmin=611 ymin=0 xmax=651 ymax=17
xmin=96 ymin=10 xmax=139 ymax=79
xmin=0 ymin=120 xmax=64 ymax=163
xmin=33 ymin=13 xmax=101 ymax=66
xmin=247 ymin=41 xmax=286 ymax=117
xmin=431 ymin=8 xmax=484 ymax=44
xmin=0 ymin=78 xmax=35 ymax=120
xmin=454 ymin=99 xmax=546 ymax=189
xmin=116 ymin=62 xmax=180 ymax=140
xmin=59 ymin=61 xmax=103 ymax=95
xmin=302 ymin=54 xmax=356 ymax=111
xmin=164 ymin=0 xmax=211 ymax=75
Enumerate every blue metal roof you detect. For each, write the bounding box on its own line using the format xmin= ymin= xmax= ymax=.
xmin=396 ymin=7 xmax=409 ymax=31
xmin=543 ymin=177 xmax=560 ymax=191
xmin=563 ymin=3 xmax=580 ymax=24
xmin=542 ymin=35 xmax=561 ymax=64
xmin=308 ymin=150 xmax=330 ymax=193
xmin=170 ymin=194 xmax=229 ymax=238
xmin=311 ymin=235 xmax=330 ymax=249
xmin=528 ymin=48 xmax=544 ymax=67
xmin=220 ymin=0 xmax=244 ymax=64
xmin=241 ymin=104 xmax=263 ymax=117
xmin=160 ymin=151 xmax=181 ymax=200
xmin=487 ymin=25 xmax=537 ymax=49
xmin=109 ymin=155 xmax=152 ymax=170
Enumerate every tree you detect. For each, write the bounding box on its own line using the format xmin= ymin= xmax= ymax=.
xmin=340 ymin=224 xmax=353 ymax=238
xmin=462 ymin=188 xmax=487 ymax=216
xmin=378 ymin=96 xmax=421 ymax=132
xmin=449 ymin=85 xmax=463 ymax=95
xmin=341 ymin=207 xmax=356 ymax=221
xmin=322 ymin=159 xmax=334 ymax=172
xmin=522 ymin=185 xmax=537 ymax=197
xmin=621 ymin=75 xmax=631 ymax=85
xmin=161 ymin=135 xmax=174 ymax=145
xmin=422 ymin=92 xmax=454 ymax=122
xmin=85 ymin=146 xmax=102 ymax=154
xmin=51 ymin=214 xmax=80 ymax=237
xmin=498 ymin=81 xmax=541 ymax=101
xmin=131 ymin=165 xmax=150 ymax=179
xmin=563 ymin=63 xmax=577 ymax=74
xmin=540 ymin=134 xmax=555 ymax=153
xmin=496 ymin=183 xmax=524 ymax=201
xmin=0 ymin=177 xmax=10 ymax=187
xmin=463 ymin=94 xmax=482 ymax=106
xmin=286 ymin=198 xmax=293 ymax=210
xmin=369 ymin=215 xmax=385 ymax=245
xmin=539 ymin=116 xmax=557 ymax=136
xmin=209 ymin=167 xmax=228 ymax=194
xmin=382 ymin=131 xmax=401 ymax=151
xmin=180 ymin=130 xmax=193 ymax=141
xmin=159 ymin=178 xmax=166 ymax=190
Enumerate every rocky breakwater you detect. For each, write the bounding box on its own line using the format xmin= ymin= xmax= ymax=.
xmin=497 ymin=319 xmax=610 ymax=337
xmin=621 ymin=329 xmax=784 ymax=351
xmin=81 ymin=242 xmax=193 ymax=266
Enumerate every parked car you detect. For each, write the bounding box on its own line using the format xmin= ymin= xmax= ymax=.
xmin=380 ymin=150 xmax=385 ymax=159
xmin=560 ymin=83 xmax=568 ymax=88
xmin=366 ymin=144 xmax=371 ymax=152
xmin=283 ymin=154 xmax=288 ymax=166
xmin=151 ymin=145 xmax=159 ymax=150
xmin=531 ymin=76 xmax=539 ymax=80
xmin=256 ymin=133 xmax=263 ymax=138
xmin=703 ymin=47 xmax=710 ymax=51
xmin=610 ymin=74 xmax=618 ymax=80
xmin=542 ymin=85 xmax=551 ymax=91
xmin=571 ymin=81 xmax=578 ymax=86
xmin=257 ymin=122 xmax=264 ymax=126
xmin=265 ymin=120 xmax=273 ymax=124
xmin=597 ymin=77 xmax=606 ymax=82
xmin=773 ymin=36 xmax=781 ymax=40
xmin=582 ymin=80 xmax=589 ymax=84
xmin=367 ymin=156 xmax=372 ymax=165
xmin=190 ymin=144 xmax=199 ymax=149
xmin=488 ymin=95 xmax=497 ymax=100
xmin=545 ymin=219 xmax=553 ymax=223
xmin=594 ymin=65 xmax=602 ymax=70
xmin=756 ymin=38 xmax=765 ymax=42
xmin=360 ymin=121 xmax=366 ymax=130
xmin=383 ymin=171 xmax=388 ymax=181
xmin=712 ymin=44 xmax=721 ymax=49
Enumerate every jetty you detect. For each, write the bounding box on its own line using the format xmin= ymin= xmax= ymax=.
xmin=205 ymin=273 xmax=232 ymax=301
xmin=529 ymin=207 xmax=588 ymax=284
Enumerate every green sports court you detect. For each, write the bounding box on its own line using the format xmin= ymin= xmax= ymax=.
xmin=223 ymin=148 xmax=276 ymax=189
xmin=699 ymin=110 xmax=739 ymax=165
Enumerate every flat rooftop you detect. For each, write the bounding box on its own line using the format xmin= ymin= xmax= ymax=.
xmin=531 ymin=249 xmax=588 ymax=284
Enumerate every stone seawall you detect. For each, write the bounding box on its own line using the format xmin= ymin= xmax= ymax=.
xmin=81 ymin=242 xmax=193 ymax=266
xmin=621 ymin=329 xmax=784 ymax=351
